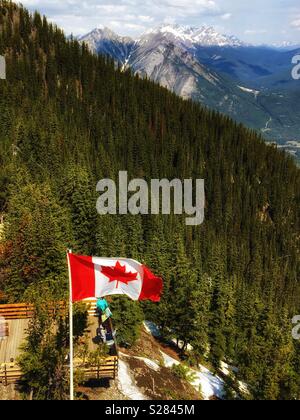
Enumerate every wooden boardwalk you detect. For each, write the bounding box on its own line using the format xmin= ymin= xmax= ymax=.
xmin=0 ymin=300 xmax=118 ymax=385
xmin=0 ymin=319 xmax=29 ymax=365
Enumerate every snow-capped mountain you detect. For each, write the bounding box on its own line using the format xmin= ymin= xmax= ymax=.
xmin=79 ymin=24 xmax=246 ymax=92
xmin=78 ymin=27 xmax=134 ymax=63
xmin=78 ymin=27 xmax=133 ymax=51
xmin=269 ymin=41 xmax=300 ymax=50
xmin=79 ymin=24 xmax=245 ymax=54
xmin=192 ymin=26 xmax=244 ymax=47
xmin=142 ymin=24 xmax=245 ymax=48
xmin=79 ymin=24 xmax=300 ymax=160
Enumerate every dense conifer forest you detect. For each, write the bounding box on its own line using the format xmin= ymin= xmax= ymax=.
xmin=0 ymin=1 xmax=299 ymax=399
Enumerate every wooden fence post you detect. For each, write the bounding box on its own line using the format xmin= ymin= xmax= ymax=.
xmin=4 ymin=365 xmax=7 ymax=387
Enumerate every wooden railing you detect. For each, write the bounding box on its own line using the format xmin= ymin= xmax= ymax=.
xmin=0 ymin=303 xmax=35 ymax=320
xmin=0 ymin=299 xmax=118 ymax=386
xmin=0 ymin=356 xmax=119 ymax=386
xmin=0 ymin=300 xmax=98 ymax=320
xmin=0 ymin=365 xmax=22 ymax=386
xmin=80 ymin=356 xmax=119 ymax=381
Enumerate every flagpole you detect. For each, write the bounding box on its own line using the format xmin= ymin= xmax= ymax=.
xmin=67 ymin=249 xmax=74 ymax=401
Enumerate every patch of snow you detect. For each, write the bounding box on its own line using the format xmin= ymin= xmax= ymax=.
xmin=160 ymin=351 xmax=225 ymax=400
xmin=238 ymin=380 xmax=249 ymax=395
xmin=220 ymin=361 xmax=231 ymax=376
xmin=138 ymin=358 xmax=160 ymax=372
xmin=121 ymin=40 xmax=138 ymax=72
xmin=144 ymin=321 xmax=193 ymax=351
xmin=120 ymin=351 xmax=161 ymax=373
xmin=262 ymin=117 xmax=272 ymax=133
xmin=190 ymin=366 xmax=225 ymax=400
xmin=171 ymin=338 xmax=193 ymax=352
xmin=286 ymin=141 xmax=300 ymax=148
xmin=161 ymin=351 xmax=180 ymax=368
xmin=144 ymin=321 xmax=161 ymax=338
xmin=145 ymin=321 xmax=249 ymax=400
xmin=269 ymin=41 xmax=300 ymax=50
xmin=238 ymin=85 xmax=260 ymax=98
xmin=220 ymin=361 xmax=238 ymax=376
xmin=212 ymin=55 xmax=222 ymax=60
xmin=118 ymin=359 xmax=148 ymax=400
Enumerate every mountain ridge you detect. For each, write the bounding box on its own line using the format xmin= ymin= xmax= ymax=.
xmin=79 ymin=24 xmax=300 ymax=161
xmin=78 ymin=24 xmax=299 ymax=53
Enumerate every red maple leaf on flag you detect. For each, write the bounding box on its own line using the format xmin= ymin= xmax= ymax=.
xmin=101 ymin=261 xmax=138 ymax=288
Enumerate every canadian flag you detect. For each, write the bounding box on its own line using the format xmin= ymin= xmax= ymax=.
xmin=68 ymin=253 xmax=163 ymax=303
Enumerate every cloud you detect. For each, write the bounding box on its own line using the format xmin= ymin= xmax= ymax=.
xmin=20 ymin=0 xmax=229 ymax=35
xmin=220 ymin=13 xmax=232 ymax=20
xmin=19 ymin=0 xmax=300 ymax=43
xmin=291 ymin=17 xmax=300 ymax=29
xmin=244 ymin=29 xmax=267 ymax=35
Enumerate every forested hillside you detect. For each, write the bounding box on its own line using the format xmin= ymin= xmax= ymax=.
xmin=0 ymin=1 xmax=299 ymax=400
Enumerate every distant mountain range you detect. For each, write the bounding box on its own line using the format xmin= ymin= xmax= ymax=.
xmin=78 ymin=24 xmax=300 ymax=161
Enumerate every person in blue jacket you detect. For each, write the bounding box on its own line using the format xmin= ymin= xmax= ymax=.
xmin=96 ymin=297 xmax=115 ymax=346
xmin=96 ymin=297 xmax=109 ymax=314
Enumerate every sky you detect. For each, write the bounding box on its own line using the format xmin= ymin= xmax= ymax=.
xmin=19 ymin=0 xmax=300 ymax=44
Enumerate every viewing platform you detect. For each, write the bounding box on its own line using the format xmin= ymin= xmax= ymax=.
xmin=0 ymin=299 xmax=118 ymax=386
